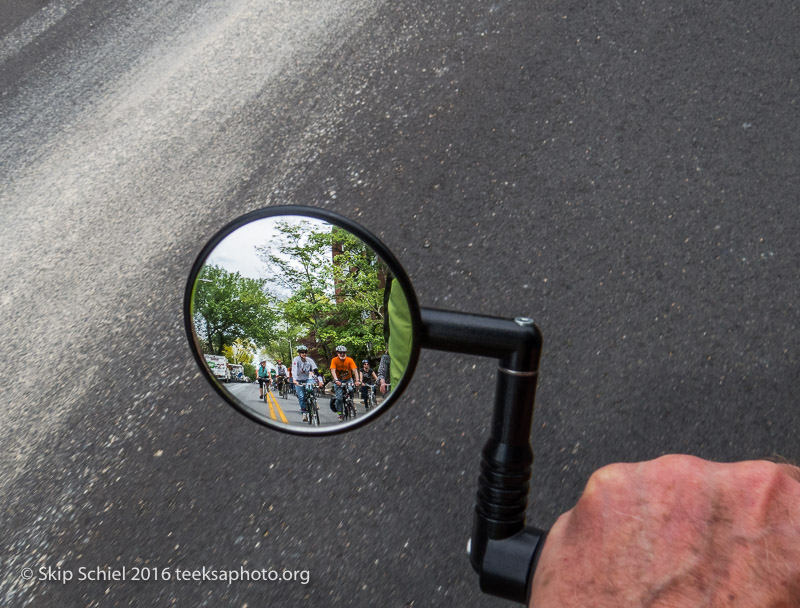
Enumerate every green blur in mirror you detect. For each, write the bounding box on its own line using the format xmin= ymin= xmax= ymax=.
xmin=185 ymin=208 xmax=419 ymax=434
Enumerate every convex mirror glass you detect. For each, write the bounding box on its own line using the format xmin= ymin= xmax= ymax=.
xmin=184 ymin=206 xmax=420 ymax=435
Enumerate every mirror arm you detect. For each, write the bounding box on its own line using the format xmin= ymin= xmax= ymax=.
xmin=419 ymin=308 xmax=546 ymax=604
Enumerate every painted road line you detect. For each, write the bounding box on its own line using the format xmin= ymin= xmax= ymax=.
xmin=267 ymin=390 xmax=289 ymax=424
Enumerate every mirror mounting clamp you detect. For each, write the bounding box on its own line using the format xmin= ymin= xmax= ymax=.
xmin=419 ymin=308 xmax=546 ymax=604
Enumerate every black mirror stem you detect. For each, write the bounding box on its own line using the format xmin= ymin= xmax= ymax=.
xmin=419 ymin=308 xmax=547 ymax=604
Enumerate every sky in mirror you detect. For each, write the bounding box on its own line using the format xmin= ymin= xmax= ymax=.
xmin=206 ymin=216 xmax=331 ymax=281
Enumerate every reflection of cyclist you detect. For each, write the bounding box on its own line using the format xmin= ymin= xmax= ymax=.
xmin=275 ymin=359 xmax=288 ymax=393
xmin=257 ymin=360 xmax=270 ymax=400
xmin=360 ymin=359 xmax=377 ymax=406
xmin=330 ymin=346 xmax=359 ymax=421
xmin=292 ymin=346 xmax=322 ymax=422
xmin=377 ymin=352 xmax=390 ymax=394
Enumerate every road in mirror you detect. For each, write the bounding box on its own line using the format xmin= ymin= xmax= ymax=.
xmin=188 ymin=214 xmax=412 ymax=432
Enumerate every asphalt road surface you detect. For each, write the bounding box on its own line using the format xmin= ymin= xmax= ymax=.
xmin=226 ymin=384 xmax=365 ymax=428
xmin=2 ymin=1 xmax=799 ymax=606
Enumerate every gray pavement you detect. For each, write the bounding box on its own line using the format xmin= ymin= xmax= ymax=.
xmin=1 ymin=1 xmax=799 ymax=606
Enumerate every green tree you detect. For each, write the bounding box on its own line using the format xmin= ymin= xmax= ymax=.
xmin=256 ymin=220 xmax=386 ymax=366
xmin=242 ymin=363 xmax=257 ymax=381
xmin=192 ymin=265 xmax=277 ymax=355
xmin=256 ymin=219 xmax=337 ymax=362
xmin=222 ymin=338 xmax=257 ymax=366
xmin=326 ymin=227 xmax=386 ymax=361
xmin=259 ymin=321 xmax=306 ymax=365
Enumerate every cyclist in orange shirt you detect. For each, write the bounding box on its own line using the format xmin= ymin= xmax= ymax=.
xmin=330 ymin=345 xmax=360 ymax=421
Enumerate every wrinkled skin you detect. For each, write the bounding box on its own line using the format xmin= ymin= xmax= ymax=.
xmin=529 ymin=455 xmax=800 ymax=607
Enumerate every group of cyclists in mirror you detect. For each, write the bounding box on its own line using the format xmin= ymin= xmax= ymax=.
xmin=256 ymin=359 xmax=290 ymax=397
xmin=257 ymin=344 xmax=388 ymax=422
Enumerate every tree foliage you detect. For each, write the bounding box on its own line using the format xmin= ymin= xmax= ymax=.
xmin=222 ymin=338 xmax=257 ymax=366
xmin=242 ymin=363 xmax=257 ymax=381
xmin=192 ymin=265 xmax=277 ymax=355
xmin=256 ymin=220 xmax=387 ymax=367
xmin=259 ymin=322 xmax=307 ymax=367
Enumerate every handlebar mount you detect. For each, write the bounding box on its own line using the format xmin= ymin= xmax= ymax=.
xmin=419 ymin=308 xmax=546 ymax=604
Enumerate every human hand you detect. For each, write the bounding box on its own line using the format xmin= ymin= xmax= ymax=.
xmin=529 ymin=455 xmax=800 ymax=607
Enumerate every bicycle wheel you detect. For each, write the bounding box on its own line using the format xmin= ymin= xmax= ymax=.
xmin=306 ymin=395 xmax=315 ymax=425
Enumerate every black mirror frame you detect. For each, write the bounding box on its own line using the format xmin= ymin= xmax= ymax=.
xmin=183 ymin=205 xmax=423 ymax=436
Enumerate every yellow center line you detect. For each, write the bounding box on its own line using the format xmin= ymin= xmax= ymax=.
xmin=267 ymin=390 xmax=289 ymax=424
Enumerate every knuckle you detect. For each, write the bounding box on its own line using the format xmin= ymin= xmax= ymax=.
xmin=583 ymin=462 xmax=630 ymax=496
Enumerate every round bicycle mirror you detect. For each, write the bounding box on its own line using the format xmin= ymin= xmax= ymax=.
xmin=184 ymin=206 xmax=421 ymax=435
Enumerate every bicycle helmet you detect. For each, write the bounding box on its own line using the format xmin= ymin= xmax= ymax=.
xmin=362 ymin=359 xmax=369 ymax=364
xmin=335 ymin=345 xmax=347 ymax=353
xmin=297 ymin=345 xmax=308 ymax=353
